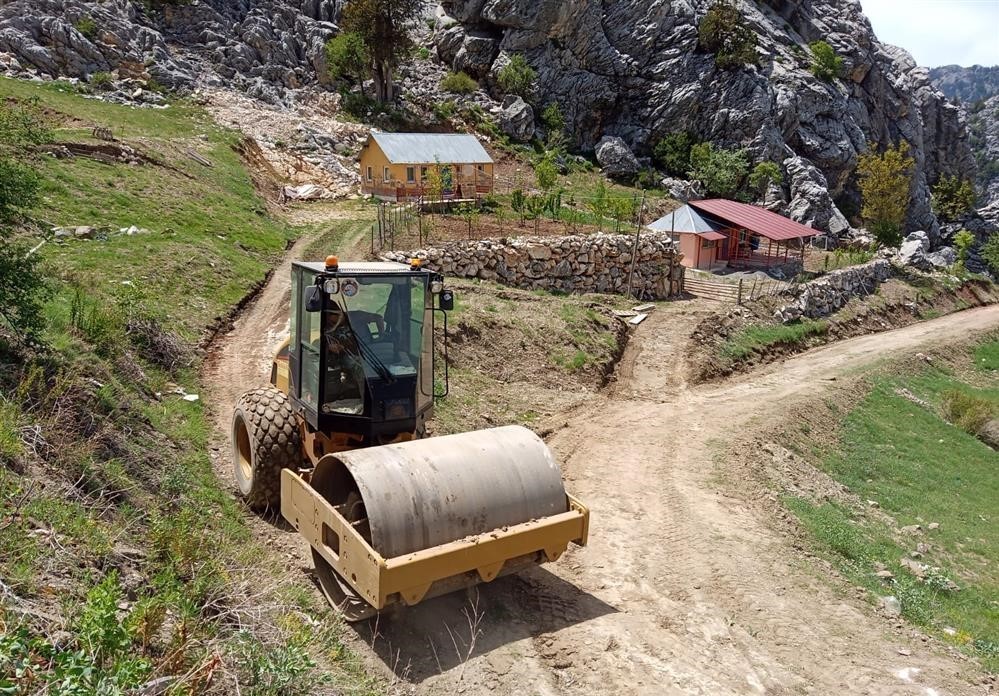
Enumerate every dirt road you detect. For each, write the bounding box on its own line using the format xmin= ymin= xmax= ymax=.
xmin=203 ymin=244 xmax=999 ymax=695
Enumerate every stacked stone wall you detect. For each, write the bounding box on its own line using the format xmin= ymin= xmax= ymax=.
xmin=383 ymin=233 xmax=685 ymax=299
xmin=774 ymin=260 xmax=891 ymax=322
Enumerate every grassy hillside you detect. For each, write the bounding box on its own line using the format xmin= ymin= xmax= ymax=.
xmin=782 ymin=336 xmax=999 ymax=671
xmin=0 ymin=79 xmax=376 ymax=694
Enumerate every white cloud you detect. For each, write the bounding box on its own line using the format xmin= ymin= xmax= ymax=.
xmin=860 ymin=0 xmax=999 ymax=67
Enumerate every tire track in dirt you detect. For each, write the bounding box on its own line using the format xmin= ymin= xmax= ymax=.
xmin=404 ymin=306 xmax=999 ymax=695
xmin=202 ymin=228 xmax=998 ymax=696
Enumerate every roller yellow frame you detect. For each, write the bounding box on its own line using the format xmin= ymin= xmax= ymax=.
xmin=281 ymin=469 xmax=590 ymax=610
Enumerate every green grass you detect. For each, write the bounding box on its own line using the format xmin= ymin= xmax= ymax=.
xmin=0 ymin=76 xmax=291 ymax=339
xmin=786 ymin=342 xmax=999 ymax=670
xmin=0 ymin=77 xmax=377 ymax=692
xmin=975 ymin=340 xmax=999 ymax=372
xmin=721 ymin=319 xmax=829 ymax=361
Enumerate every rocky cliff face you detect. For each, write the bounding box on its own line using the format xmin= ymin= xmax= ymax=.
xmin=929 ymin=65 xmax=999 ymax=104
xmin=928 ymin=66 xmax=999 ymax=209
xmin=0 ymin=0 xmax=343 ymax=102
xmin=436 ymin=0 xmax=974 ymax=243
xmin=967 ymin=96 xmax=999 ymax=209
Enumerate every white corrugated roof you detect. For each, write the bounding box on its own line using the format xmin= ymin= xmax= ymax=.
xmin=368 ymin=132 xmax=493 ymax=165
xmin=647 ymin=205 xmax=723 ymax=234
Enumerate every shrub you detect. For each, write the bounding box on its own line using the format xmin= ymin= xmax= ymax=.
xmin=932 ymin=175 xmax=976 ymax=222
xmin=497 ymin=54 xmax=536 ymax=99
xmin=0 ymin=159 xmax=40 ymax=222
xmin=687 ymin=142 xmax=749 ymax=198
xmin=0 ymin=237 xmax=45 ymax=340
xmin=942 ymin=389 xmax=994 ymax=436
xmin=982 ymin=232 xmax=999 ymax=275
xmin=857 ymin=141 xmax=914 ymax=247
xmin=90 ymin=71 xmax=114 ymax=90
xmin=809 ymin=40 xmax=844 ymax=81
xmin=431 ymin=99 xmax=457 ymax=121
xmin=74 ymin=17 xmax=98 ymax=40
xmin=417 ymin=46 xmax=431 ymax=60
xmin=748 ymin=161 xmax=782 ymax=196
xmin=440 ymin=71 xmax=478 ymax=94
xmin=654 ymin=131 xmax=699 ymax=177
xmin=698 ymin=1 xmax=758 ymax=70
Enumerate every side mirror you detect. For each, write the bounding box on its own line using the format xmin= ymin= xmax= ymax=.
xmin=305 ymin=285 xmax=323 ymax=312
xmin=439 ymin=289 xmax=455 ymax=311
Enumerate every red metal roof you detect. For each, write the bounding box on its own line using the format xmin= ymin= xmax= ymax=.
xmin=689 ymin=199 xmax=817 ymax=241
xmin=698 ymin=231 xmax=727 ymax=241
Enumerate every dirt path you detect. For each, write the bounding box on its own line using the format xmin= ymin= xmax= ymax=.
xmin=362 ymin=306 xmax=999 ymax=696
xmin=202 ymin=228 xmax=998 ymax=695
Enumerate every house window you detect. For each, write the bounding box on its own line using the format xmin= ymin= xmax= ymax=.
xmin=477 ymin=164 xmax=484 ymax=173
xmin=406 ymin=166 xmax=416 ymax=183
xmin=365 ymin=166 xmax=372 ymax=182
xmin=420 ymin=166 xmax=428 ymax=181
xmin=383 ymin=167 xmax=391 ymax=182
xmin=701 ymin=239 xmax=715 ymax=249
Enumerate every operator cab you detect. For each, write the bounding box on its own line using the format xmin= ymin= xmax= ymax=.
xmin=283 ymin=257 xmax=452 ymax=441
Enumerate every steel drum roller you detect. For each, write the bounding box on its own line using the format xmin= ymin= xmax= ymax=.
xmin=315 ymin=425 xmax=569 ymax=558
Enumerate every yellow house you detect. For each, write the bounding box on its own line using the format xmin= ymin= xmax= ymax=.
xmin=359 ymin=132 xmax=495 ymax=202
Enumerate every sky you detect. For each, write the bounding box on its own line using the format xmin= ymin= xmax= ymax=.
xmin=860 ymin=0 xmax=999 ymax=67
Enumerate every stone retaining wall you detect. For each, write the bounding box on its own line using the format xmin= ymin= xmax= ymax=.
xmin=774 ymin=260 xmax=891 ymax=322
xmin=382 ymin=233 xmax=685 ymax=299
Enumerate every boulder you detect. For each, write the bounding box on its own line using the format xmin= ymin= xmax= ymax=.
xmin=452 ymin=32 xmax=499 ymax=78
xmin=660 ymin=176 xmax=703 ymax=202
xmin=898 ymin=230 xmax=933 ymax=270
xmin=979 ymin=419 xmax=999 ymax=450
xmin=784 ymin=156 xmax=851 ymax=237
xmin=595 ymin=136 xmax=639 ymax=179
xmin=498 ymin=95 xmax=534 ymax=142
xmin=925 ymin=246 xmax=957 ymax=269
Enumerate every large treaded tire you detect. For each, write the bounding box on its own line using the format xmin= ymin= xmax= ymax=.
xmin=231 ymin=386 xmax=301 ymax=511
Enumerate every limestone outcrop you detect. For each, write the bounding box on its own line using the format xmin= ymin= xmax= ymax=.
xmin=437 ymin=0 xmax=975 ymax=242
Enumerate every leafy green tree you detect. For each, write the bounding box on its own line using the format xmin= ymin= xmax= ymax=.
xmin=325 ymin=32 xmax=370 ymax=96
xmin=857 ymin=141 xmax=915 ymax=247
xmin=497 ymin=54 xmax=537 ymax=99
xmin=698 ymin=1 xmax=758 ymax=70
xmin=654 ymin=131 xmax=698 ymax=176
xmin=511 ymin=188 xmax=527 ymax=225
xmin=748 ymin=161 xmax=782 ymax=196
xmin=458 ymin=202 xmax=480 ymax=240
xmin=587 ymin=180 xmax=609 ymax=233
xmin=611 ymin=197 xmax=637 ymax=233
xmin=341 ymin=0 xmax=424 ymax=102
xmin=535 ymin=156 xmax=558 ymax=192
xmin=932 ymin=174 xmax=976 ymax=222
xmin=525 ymin=194 xmax=547 ymax=234
xmin=953 ymin=229 xmax=975 ymax=273
xmin=687 ymin=143 xmax=749 ymax=198
xmin=809 ymin=40 xmax=844 ymax=81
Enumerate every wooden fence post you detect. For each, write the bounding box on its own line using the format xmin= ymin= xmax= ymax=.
xmin=737 ymin=278 xmax=744 ymax=305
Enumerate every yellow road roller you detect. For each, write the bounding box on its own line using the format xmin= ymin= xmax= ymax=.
xmin=231 ymin=255 xmax=589 ymax=620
